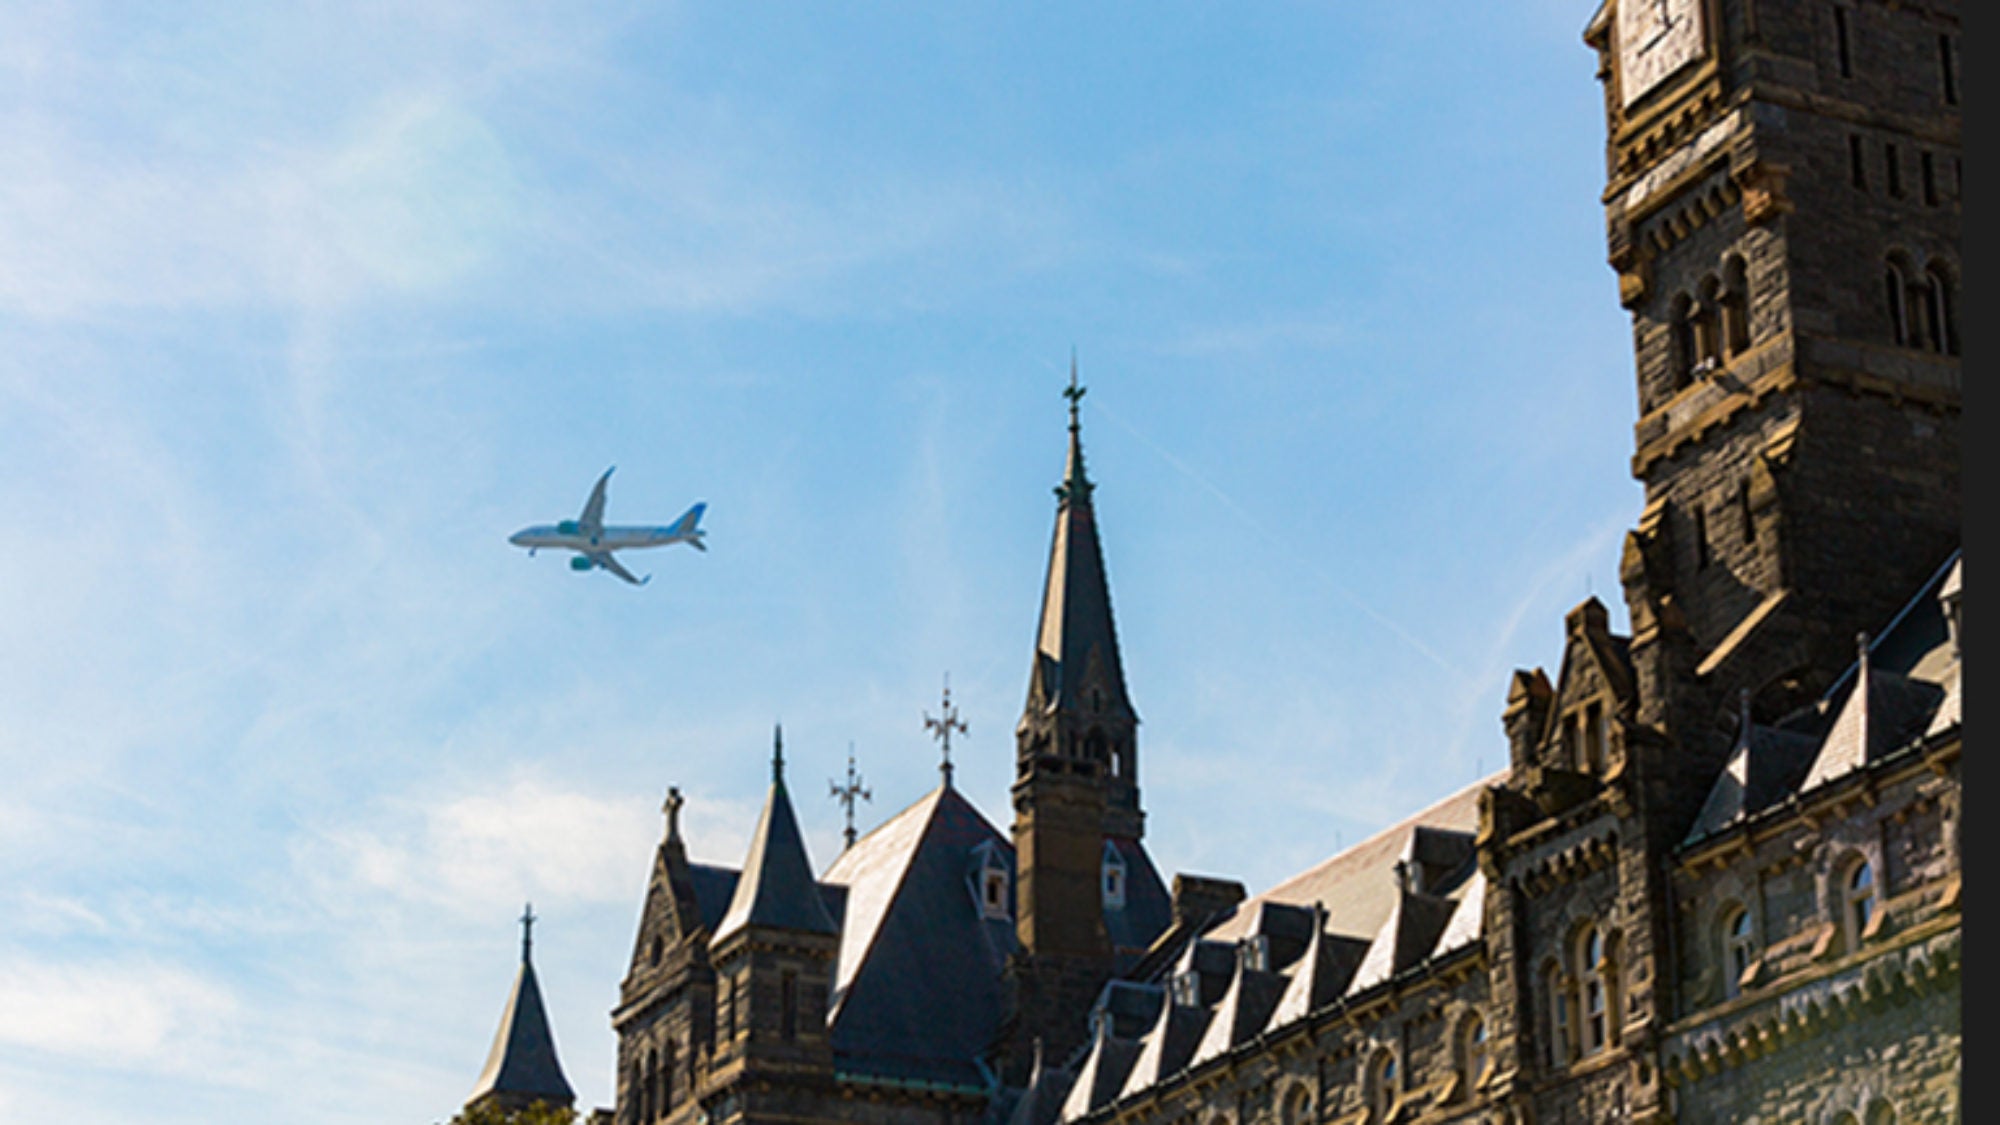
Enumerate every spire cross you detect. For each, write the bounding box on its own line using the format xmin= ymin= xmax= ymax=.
xmin=663 ymin=786 xmax=684 ymax=843
xmin=772 ymin=724 xmax=785 ymax=783
xmin=1063 ymin=352 xmax=1086 ymax=431
xmin=520 ymin=902 xmax=537 ymax=963
xmin=829 ymin=743 xmax=872 ymax=851
xmin=924 ymin=675 xmax=968 ymax=787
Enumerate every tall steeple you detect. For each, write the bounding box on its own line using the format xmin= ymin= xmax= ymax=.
xmin=466 ymin=905 xmax=577 ymax=1116
xmin=1017 ymin=358 xmax=1142 ymax=841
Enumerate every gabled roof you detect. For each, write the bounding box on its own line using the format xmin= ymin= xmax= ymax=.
xmin=1117 ymin=996 xmax=1212 ymax=1102
xmin=819 ymin=784 xmax=1017 ymax=1086
xmin=1203 ymin=774 xmax=1494 ymax=945
xmin=1798 ymin=661 xmax=1944 ymax=792
xmin=1683 ymin=721 xmax=1820 ymax=845
xmin=1345 ymin=885 xmax=1459 ymax=996
xmin=1187 ymin=959 xmax=1286 ymax=1069
xmin=715 ymin=745 xmax=838 ymax=942
xmin=468 ymin=939 xmax=575 ymax=1112
xmin=1266 ymin=914 xmax=1368 ymax=1031
xmin=1060 ymin=1018 xmax=1145 ymax=1124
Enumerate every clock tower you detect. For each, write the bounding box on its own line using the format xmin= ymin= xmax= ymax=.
xmin=1586 ymin=0 xmax=1959 ymax=830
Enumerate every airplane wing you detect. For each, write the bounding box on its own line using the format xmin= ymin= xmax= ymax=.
xmin=578 ymin=467 xmax=614 ymax=538
xmin=589 ymin=550 xmax=649 ymax=586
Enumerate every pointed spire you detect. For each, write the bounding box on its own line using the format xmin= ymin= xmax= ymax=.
xmin=717 ymin=729 xmax=837 ymax=941
xmin=468 ymin=909 xmax=576 ymax=1114
xmin=1029 ymin=365 xmax=1133 ymax=721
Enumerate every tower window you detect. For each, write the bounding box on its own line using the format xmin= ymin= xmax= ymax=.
xmin=1583 ymin=701 xmax=1605 ymax=774
xmin=1921 ymin=152 xmax=1938 ymax=206
xmin=1885 ymin=143 xmax=1902 ymax=199
xmin=1940 ymin=34 xmax=1959 ymax=105
xmin=1834 ymin=7 xmax=1853 ymax=78
xmin=1544 ymin=961 xmax=1573 ymax=1066
xmin=1849 ymin=134 xmax=1867 ymax=190
xmin=1922 ymin=266 xmax=1957 ymax=356
xmin=1457 ymin=1011 xmax=1491 ymax=1094
xmin=1841 ymin=857 xmax=1877 ymax=949
xmin=1692 ymin=503 xmax=1711 ymax=570
xmin=663 ymin=1039 xmax=677 ymax=1110
xmin=1670 ymin=293 xmax=1698 ymax=390
xmin=1721 ymin=905 xmax=1756 ymax=999
xmin=1885 ymin=259 xmax=1911 ymax=346
xmin=1739 ymin=479 xmax=1757 ymax=545
xmin=1721 ymin=256 xmax=1751 ymax=357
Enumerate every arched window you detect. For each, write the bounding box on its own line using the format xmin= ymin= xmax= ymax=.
xmin=1457 ymin=1011 xmax=1491 ymax=1096
xmin=1843 ymin=857 xmax=1878 ymax=949
xmin=1885 ymin=259 xmax=1911 ymax=346
xmin=1368 ymin=1049 xmax=1399 ymax=1123
xmin=644 ymin=1049 xmax=659 ymax=1123
xmin=1923 ymin=265 xmax=1958 ymax=356
xmin=651 ymin=935 xmax=665 ymax=968
xmin=1281 ymin=1084 xmax=1313 ymax=1125
xmin=1721 ymin=255 xmax=1751 ymax=356
xmin=1720 ymin=905 xmax=1755 ymax=999
xmin=1543 ymin=960 xmax=1572 ymax=1066
xmin=1670 ymin=293 xmax=1698 ymax=390
xmin=1578 ymin=927 xmax=1618 ymax=1055
xmin=1694 ymin=275 xmax=1723 ymax=371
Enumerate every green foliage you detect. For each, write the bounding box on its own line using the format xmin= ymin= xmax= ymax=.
xmin=441 ymin=1099 xmax=578 ymax=1125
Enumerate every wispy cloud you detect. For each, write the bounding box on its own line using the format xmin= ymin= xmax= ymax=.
xmin=0 ymin=958 xmax=238 ymax=1065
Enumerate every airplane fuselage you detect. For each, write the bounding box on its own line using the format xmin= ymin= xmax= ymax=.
xmin=508 ymin=524 xmax=697 ymax=552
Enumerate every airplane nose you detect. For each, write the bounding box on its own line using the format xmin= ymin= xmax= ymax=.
xmin=508 ymin=530 xmax=530 ymax=546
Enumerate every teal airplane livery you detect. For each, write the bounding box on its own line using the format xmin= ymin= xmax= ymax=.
xmin=509 ymin=468 xmax=705 ymax=585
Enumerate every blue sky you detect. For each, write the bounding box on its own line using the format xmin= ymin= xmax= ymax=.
xmin=1 ymin=3 xmax=1642 ymax=1120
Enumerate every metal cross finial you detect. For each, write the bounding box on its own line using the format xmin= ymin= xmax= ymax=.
xmin=520 ymin=902 xmax=537 ymax=963
xmin=829 ymin=743 xmax=872 ymax=852
xmin=924 ymin=674 xmax=968 ymax=788
xmin=773 ymin=723 xmax=785 ymax=783
xmin=663 ymin=786 xmax=685 ymax=843
xmin=1063 ymin=352 xmax=1086 ymax=431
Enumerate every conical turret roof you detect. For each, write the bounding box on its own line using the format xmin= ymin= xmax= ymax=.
xmin=467 ymin=909 xmax=576 ymax=1113
xmin=715 ymin=727 xmax=839 ymax=941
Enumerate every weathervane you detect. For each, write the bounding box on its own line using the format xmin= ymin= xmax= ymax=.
xmin=1064 ymin=349 xmax=1086 ymax=430
xmin=1058 ymin=352 xmax=1094 ymax=503
xmin=829 ymin=743 xmax=872 ymax=852
xmin=925 ymin=674 xmax=968 ymax=788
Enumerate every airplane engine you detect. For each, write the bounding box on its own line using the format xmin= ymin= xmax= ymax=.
xmin=570 ymin=556 xmax=595 ymax=572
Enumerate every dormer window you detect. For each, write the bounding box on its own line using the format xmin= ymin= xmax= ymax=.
xmin=1242 ymin=934 xmax=1271 ymax=973
xmin=1102 ymin=841 xmax=1127 ymax=909
xmin=971 ymin=841 xmax=1011 ymax=921
xmin=1172 ymin=970 xmax=1200 ymax=1008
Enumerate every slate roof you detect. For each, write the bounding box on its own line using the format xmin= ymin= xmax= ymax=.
xmin=1685 ymin=550 xmax=1961 ymax=844
xmin=468 ymin=945 xmax=576 ymax=1111
xmin=1105 ymin=836 xmax=1173 ymax=967
xmin=1203 ymin=774 xmax=1494 ymax=946
xmin=820 ymin=783 xmax=1018 ymax=1087
xmin=715 ymin=760 xmax=839 ymax=942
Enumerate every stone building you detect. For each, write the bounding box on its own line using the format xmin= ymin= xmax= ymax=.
xmin=463 ymin=0 xmax=1959 ymax=1120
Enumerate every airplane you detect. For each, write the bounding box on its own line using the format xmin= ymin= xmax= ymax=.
xmin=509 ymin=467 xmax=706 ymax=586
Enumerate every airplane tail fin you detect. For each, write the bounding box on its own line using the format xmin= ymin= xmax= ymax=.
xmin=671 ymin=502 xmax=707 ymax=538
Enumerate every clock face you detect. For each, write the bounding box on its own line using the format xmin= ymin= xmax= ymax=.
xmin=1619 ymin=0 xmax=1707 ymax=108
